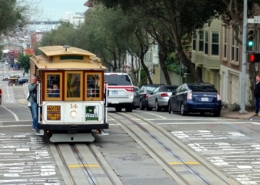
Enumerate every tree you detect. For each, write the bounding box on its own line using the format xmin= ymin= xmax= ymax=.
xmin=17 ymin=54 xmax=30 ymax=73
xmin=38 ymin=21 xmax=81 ymax=46
xmin=0 ymin=0 xmax=27 ymax=34
xmin=99 ymin=0 xmax=224 ymax=82
xmin=84 ymin=4 xmax=150 ymax=79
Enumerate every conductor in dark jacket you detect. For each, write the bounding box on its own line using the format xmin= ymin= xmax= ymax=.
xmin=254 ymin=75 xmax=260 ymax=116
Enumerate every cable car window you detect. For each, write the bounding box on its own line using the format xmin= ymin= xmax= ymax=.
xmin=85 ymin=73 xmax=103 ymax=100
xmin=44 ymin=73 xmax=62 ymax=101
xmin=67 ymin=73 xmax=80 ymax=98
xmin=65 ymin=71 xmax=83 ymax=100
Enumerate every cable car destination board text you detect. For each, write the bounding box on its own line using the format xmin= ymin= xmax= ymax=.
xmin=47 ymin=105 xmax=61 ymax=120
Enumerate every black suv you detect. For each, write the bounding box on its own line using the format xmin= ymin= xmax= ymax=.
xmin=18 ymin=78 xmax=29 ymax=85
xmin=133 ymin=84 xmax=163 ymax=110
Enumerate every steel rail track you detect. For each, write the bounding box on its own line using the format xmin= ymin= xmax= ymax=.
xmin=110 ymin=112 xmax=231 ymax=185
xmin=55 ymin=144 xmax=117 ymax=185
xmin=55 ymin=144 xmax=76 ymax=185
xmin=70 ymin=144 xmax=97 ymax=185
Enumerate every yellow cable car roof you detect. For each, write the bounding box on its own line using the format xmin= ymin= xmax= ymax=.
xmin=30 ymin=45 xmax=106 ymax=70
xmin=39 ymin=46 xmax=95 ymax=57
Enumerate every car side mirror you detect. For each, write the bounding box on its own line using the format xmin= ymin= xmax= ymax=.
xmin=172 ymin=91 xmax=176 ymax=95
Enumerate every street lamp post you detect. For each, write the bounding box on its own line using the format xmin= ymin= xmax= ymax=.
xmin=240 ymin=0 xmax=248 ymax=113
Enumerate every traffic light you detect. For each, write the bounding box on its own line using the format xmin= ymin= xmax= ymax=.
xmin=248 ymin=29 xmax=255 ymax=47
xmin=248 ymin=53 xmax=260 ymax=63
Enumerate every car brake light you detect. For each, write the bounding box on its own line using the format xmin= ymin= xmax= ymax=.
xmin=187 ymin=91 xmax=192 ymax=100
xmin=125 ymin=87 xmax=134 ymax=92
xmin=161 ymin=93 xmax=168 ymax=97
xmin=217 ymin=93 xmax=221 ymax=101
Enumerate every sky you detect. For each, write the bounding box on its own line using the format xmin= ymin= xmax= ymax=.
xmin=29 ymin=0 xmax=88 ymax=21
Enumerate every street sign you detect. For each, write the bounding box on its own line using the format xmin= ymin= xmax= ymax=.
xmin=248 ymin=17 xmax=260 ymax=23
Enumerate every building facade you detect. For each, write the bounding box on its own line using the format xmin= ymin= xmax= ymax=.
xmin=219 ymin=24 xmax=259 ymax=105
xmin=192 ymin=18 xmax=260 ymax=106
xmin=191 ymin=19 xmax=222 ymax=92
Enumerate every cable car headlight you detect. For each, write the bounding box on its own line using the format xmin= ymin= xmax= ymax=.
xmin=70 ymin=110 xmax=78 ymax=118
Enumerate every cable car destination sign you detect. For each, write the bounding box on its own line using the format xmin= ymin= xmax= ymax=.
xmin=47 ymin=105 xmax=61 ymax=120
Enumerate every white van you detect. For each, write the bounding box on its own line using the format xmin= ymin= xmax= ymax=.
xmin=104 ymin=73 xmax=134 ymax=112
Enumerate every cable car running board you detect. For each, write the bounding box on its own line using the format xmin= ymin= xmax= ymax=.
xmin=49 ymin=133 xmax=95 ymax=143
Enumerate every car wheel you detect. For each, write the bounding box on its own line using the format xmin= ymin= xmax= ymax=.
xmin=155 ymin=100 xmax=161 ymax=111
xmin=180 ymin=103 xmax=187 ymax=116
xmin=146 ymin=102 xmax=152 ymax=111
xmin=213 ymin=110 xmax=221 ymax=117
xmin=125 ymin=104 xmax=133 ymax=112
xmin=115 ymin=106 xmax=122 ymax=112
xmin=168 ymin=102 xmax=172 ymax=114
xmin=132 ymin=102 xmax=136 ymax=109
xmin=139 ymin=100 xmax=145 ymax=110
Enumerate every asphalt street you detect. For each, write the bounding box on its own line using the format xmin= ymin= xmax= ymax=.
xmin=0 ymin=64 xmax=260 ymax=184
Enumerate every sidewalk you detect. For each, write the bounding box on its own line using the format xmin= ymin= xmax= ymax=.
xmin=221 ymin=108 xmax=255 ymax=120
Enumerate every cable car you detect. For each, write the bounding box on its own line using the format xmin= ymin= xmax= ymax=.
xmin=29 ymin=45 xmax=108 ymax=142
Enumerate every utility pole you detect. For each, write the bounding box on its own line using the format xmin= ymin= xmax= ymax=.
xmin=240 ymin=0 xmax=248 ymax=113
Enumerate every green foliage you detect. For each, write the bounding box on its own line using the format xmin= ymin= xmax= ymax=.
xmin=166 ymin=61 xmax=180 ymax=74
xmin=39 ymin=21 xmax=84 ymax=48
xmin=229 ymin=103 xmax=240 ymax=112
xmin=0 ymin=0 xmax=27 ymax=34
xmin=17 ymin=54 xmax=30 ymax=73
xmin=0 ymin=46 xmax=3 ymax=58
xmin=140 ymin=69 xmax=147 ymax=86
xmin=100 ymin=0 xmax=222 ymax=37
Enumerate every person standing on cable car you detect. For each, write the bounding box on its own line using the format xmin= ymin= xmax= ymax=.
xmin=28 ymin=75 xmax=39 ymax=133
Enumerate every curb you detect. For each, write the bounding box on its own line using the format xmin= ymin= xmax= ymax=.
xmin=222 ymin=115 xmax=250 ymax=120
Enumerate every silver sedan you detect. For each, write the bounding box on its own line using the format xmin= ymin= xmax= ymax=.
xmin=147 ymin=85 xmax=178 ymax=111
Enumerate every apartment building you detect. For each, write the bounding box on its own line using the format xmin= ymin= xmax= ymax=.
xmin=192 ymin=17 xmax=260 ymax=106
xmin=191 ymin=19 xmax=222 ymax=92
xmin=220 ymin=24 xmax=259 ymax=105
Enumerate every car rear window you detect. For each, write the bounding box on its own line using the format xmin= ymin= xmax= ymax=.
xmin=146 ymin=86 xmax=157 ymax=93
xmin=105 ymin=75 xmax=132 ymax=86
xmin=161 ymin=86 xmax=177 ymax=92
xmin=188 ymin=84 xmax=217 ymax=92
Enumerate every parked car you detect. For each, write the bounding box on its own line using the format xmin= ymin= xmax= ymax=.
xmin=134 ymin=86 xmax=139 ymax=93
xmin=2 ymin=74 xmax=9 ymax=81
xmin=104 ymin=73 xmax=134 ymax=112
xmin=147 ymin=85 xmax=178 ymax=111
xmin=18 ymin=78 xmax=29 ymax=85
xmin=133 ymin=84 xmax=163 ymax=110
xmin=168 ymin=83 xmax=222 ymax=116
xmin=10 ymin=74 xmax=20 ymax=79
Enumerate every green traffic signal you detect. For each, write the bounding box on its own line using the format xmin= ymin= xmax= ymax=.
xmin=248 ymin=40 xmax=254 ymax=46
xmin=248 ymin=29 xmax=254 ymax=47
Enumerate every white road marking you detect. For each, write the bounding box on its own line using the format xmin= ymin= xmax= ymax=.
xmin=1 ymin=105 xmax=19 ymax=121
xmin=157 ymin=121 xmax=257 ymax=125
xmin=0 ymin=120 xmax=31 ymax=122
xmin=0 ymin=125 xmax=30 ymax=128
xmin=134 ymin=110 xmax=167 ymax=119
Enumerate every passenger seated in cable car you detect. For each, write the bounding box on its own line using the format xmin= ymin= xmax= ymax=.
xmin=52 ymin=83 xmax=60 ymax=97
xmin=87 ymin=88 xmax=95 ymax=97
xmin=47 ymin=85 xmax=53 ymax=97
